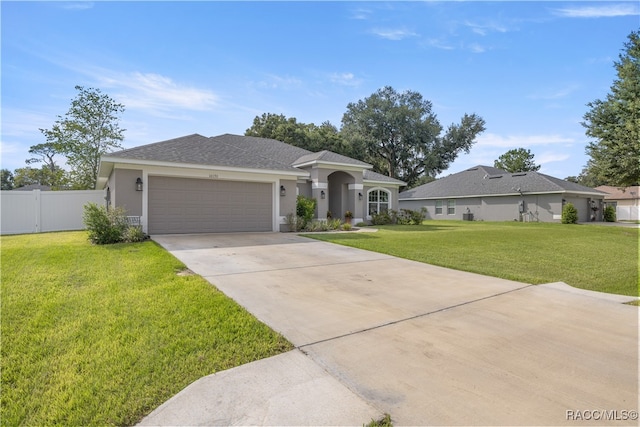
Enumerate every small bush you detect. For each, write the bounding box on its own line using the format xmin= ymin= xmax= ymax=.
xmin=296 ymin=195 xmax=316 ymax=229
xmin=308 ymin=220 xmax=329 ymax=232
xmin=327 ymin=218 xmax=342 ymax=230
xmin=83 ymin=203 xmax=129 ymax=244
xmin=604 ymin=205 xmax=616 ymax=222
xmin=372 ymin=211 xmax=393 ymax=225
xmin=341 ymin=222 xmax=352 ymax=231
xmin=284 ymin=212 xmax=302 ymax=232
xmin=562 ymin=203 xmax=578 ymax=224
xmin=123 ymin=225 xmax=147 ymax=243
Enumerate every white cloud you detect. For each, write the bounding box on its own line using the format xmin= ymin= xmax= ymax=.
xmin=58 ymin=2 xmax=94 ymax=11
xmin=554 ymin=4 xmax=640 ymax=18
xmin=96 ymin=71 xmax=219 ymax=114
xmin=537 ymin=152 xmax=571 ymax=164
xmin=329 ymin=72 xmax=362 ymax=87
xmin=424 ymin=38 xmax=455 ymax=50
xmin=255 ymin=74 xmax=303 ymax=90
xmin=370 ymin=28 xmax=419 ymax=41
xmin=476 ymin=133 xmax=575 ymax=148
xmin=468 ymin=43 xmax=487 ymax=54
xmin=350 ymin=8 xmax=372 ymax=20
xmin=464 ymin=20 xmax=509 ymax=36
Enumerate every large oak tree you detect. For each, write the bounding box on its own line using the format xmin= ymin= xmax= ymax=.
xmin=340 ymin=86 xmax=485 ymax=187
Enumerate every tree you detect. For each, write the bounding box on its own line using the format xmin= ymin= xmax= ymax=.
xmin=246 ymin=113 xmax=351 ymax=156
xmin=340 ymin=86 xmax=485 ymax=187
xmin=1 ymin=169 xmax=14 ymax=190
xmin=581 ymin=30 xmax=640 ymax=187
xmin=40 ymin=86 xmax=125 ymax=189
xmin=25 ymin=142 xmax=68 ymax=188
xmin=493 ymin=148 xmax=541 ymax=173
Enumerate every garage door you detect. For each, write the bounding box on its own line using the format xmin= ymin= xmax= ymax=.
xmin=148 ymin=176 xmax=273 ymax=234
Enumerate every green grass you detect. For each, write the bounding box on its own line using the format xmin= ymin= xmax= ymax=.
xmin=1 ymin=232 xmax=292 ymax=426
xmin=306 ymin=221 xmax=639 ymax=296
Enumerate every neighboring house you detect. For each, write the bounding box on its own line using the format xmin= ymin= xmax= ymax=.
xmin=12 ymin=184 xmax=52 ymax=191
xmin=399 ymin=165 xmax=606 ymax=223
xmin=595 ymin=185 xmax=640 ymax=221
xmin=97 ymin=133 xmax=405 ymax=234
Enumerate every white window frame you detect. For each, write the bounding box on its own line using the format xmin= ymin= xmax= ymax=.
xmin=367 ymin=188 xmax=392 ymax=218
xmin=447 ymin=199 xmax=456 ymax=215
xmin=435 ymin=200 xmax=443 ymax=215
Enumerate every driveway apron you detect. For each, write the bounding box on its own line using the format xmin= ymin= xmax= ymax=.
xmin=149 ymin=232 xmax=639 ymax=426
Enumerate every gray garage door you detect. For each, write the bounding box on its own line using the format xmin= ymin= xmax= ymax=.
xmin=148 ymin=176 xmax=273 ymax=234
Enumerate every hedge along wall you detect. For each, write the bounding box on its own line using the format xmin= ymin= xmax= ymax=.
xmin=1 ymin=190 xmax=105 ymax=235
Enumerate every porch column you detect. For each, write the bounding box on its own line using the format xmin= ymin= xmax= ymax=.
xmin=312 ymin=181 xmax=329 ymax=221
xmin=348 ymin=183 xmax=364 ymax=224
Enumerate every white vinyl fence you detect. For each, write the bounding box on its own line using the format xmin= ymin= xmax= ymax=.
xmin=1 ymin=190 xmax=106 ymax=235
xmin=617 ymin=206 xmax=640 ymax=221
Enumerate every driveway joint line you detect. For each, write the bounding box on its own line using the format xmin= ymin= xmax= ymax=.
xmin=202 ymin=257 xmax=393 ymax=278
xmin=297 ymin=283 xmax=536 ymax=349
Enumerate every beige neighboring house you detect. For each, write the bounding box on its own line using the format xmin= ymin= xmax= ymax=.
xmin=97 ymin=134 xmax=405 ymax=234
xmin=595 ymin=186 xmax=640 ymax=221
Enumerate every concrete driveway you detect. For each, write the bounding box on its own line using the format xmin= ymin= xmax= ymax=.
xmin=144 ymin=232 xmax=638 ymax=426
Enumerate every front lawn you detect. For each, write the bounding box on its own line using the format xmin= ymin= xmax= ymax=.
xmin=306 ymin=221 xmax=639 ymax=296
xmin=1 ymin=232 xmax=292 ymax=426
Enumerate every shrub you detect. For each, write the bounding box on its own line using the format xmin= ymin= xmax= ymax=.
xmin=604 ymin=205 xmax=616 ymax=222
xmin=372 ymin=211 xmax=393 ymax=225
xmin=408 ymin=207 xmax=427 ymax=225
xmin=341 ymin=222 xmax=352 ymax=231
xmin=284 ymin=212 xmax=302 ymax=232
xmin=123 ymin=225 xmax=147 ymax=243
xmin=83 ymin=203 xmax=129 ymax=244
xmin=562 ymin=203 xmax=578 ymax=224
xmin=296 ymin=195 xmax=316 ymax=229
xmin=308 ymin=220 xmax=329 ymax=232
xmin=327 ymin=219 xmax=342 ymax=230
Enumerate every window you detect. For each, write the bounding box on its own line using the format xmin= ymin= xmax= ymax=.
xmin=368 ymin=189 xmax=390 ymax=216
xmin=435 ymin=200 xmax=443 ymax=215
xmin=447 ymin=200 xmax=456 ymax=215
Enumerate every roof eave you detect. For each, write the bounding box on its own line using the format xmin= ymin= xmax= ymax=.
xmin=399 ymin=189 xmax=607 ymax=201
xmin=293 ymin=159 xmax=373 ymax=170
xmin=99 ymin=156 xmax=310 ymax=179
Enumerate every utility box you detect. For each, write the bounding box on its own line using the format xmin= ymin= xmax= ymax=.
xmin=463 ymin=213 xmax=474 ymax=221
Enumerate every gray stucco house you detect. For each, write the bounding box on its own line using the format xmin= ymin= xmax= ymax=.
xmin=399 ymin=165 xmax=606 ymax=223
xmin=97 ymin=133 xmax=405 ymax=234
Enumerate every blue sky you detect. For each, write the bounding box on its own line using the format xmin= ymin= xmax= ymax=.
xmin=2 ymin=1 xmax=638 ymax=180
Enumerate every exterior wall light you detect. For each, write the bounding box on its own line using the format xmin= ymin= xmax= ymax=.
xmin=320 ymin=190 xmax=326 ymax=199
xmin=136 ymin=177 xmax=143 ymax=191
xmin=280 ymin=185 xmax=286 ymax=197
xmin=358 ymin=192 xmax=363 ymax=201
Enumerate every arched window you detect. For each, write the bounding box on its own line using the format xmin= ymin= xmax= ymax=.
xmin=368 ymin=188 xmax=391 ymax=216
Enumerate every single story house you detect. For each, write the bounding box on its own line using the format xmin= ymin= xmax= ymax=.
xmin=12 ymin=184 xmax=52 ymax=191
xmin=399 ymin=165 xmax=607 ymax=223
xmin=97 ymin=133 xmax=405 ymax=234
xmin=595 ymin=185 xmax=640 ymax=221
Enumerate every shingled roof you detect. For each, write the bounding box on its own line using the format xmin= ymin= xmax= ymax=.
xmin=103 ymin=133 xmax=304 ymax=172
xmin=400 ymin=165 xmax=606 ymax=199
xmin=100 ymin=134 xmax=406 ymax=186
